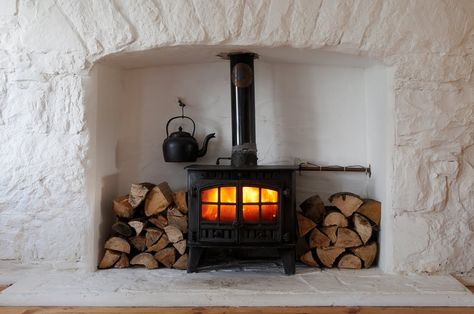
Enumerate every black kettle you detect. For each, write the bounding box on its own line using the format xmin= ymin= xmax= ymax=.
xmin=163 ymin=100 xmax=216 ymax=162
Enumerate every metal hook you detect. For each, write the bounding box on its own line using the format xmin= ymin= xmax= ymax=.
xmin=178 ymin=98 xmax=186 ymax=118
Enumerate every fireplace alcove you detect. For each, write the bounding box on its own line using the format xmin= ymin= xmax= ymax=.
xmin=85 ymin=45 xmax=394 ymax=273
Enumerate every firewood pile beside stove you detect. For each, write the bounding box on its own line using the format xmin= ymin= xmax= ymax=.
xmin=98 ymin=181 xmax=380 ymax=271
xmin=98 ymin=182 xmax=188 ymax=270
xmin=296 ymin=192 xmax=381 ymax=269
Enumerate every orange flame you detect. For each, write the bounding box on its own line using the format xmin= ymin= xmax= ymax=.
xmin=262 ymin=204 xmax=278 ymax=222
xmin=220 ymin=204 xmax=236 ymax=222
xmin=261 ymin=188 xmax=278 ymax=203
xmin=201 ymin=188 xmax=218 ymax=203
xmin=201 ymin=204 xmax=218 ymax=221
xmin=201 ymin=186 xmax=279 ymax=223
xmin=243 ymin=205 xmax=259 ymax=222
xmin=220 ymin=186 xmax=236 ymax=203
xmin=242 ymin=186 xmax=259 ymax=203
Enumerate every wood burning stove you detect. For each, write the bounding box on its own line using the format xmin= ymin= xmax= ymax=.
xmin=186 ymin=165 xmax=297 ymax=274
xmin=186 ymin=52 xmax=297 ymax=274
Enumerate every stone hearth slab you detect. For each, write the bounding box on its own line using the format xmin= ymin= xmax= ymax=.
xmin=0 ymin=265 xmax=472 ymax=307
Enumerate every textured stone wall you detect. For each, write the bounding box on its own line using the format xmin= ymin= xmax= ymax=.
xmin=0 ymin=0 xmax=473 ymax=273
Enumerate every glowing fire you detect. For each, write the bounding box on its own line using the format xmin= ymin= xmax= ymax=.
xmin=242 ymin=186 xmax=259 ymax=203
xmin=220 ymin=186 xmax=236 ymax=203
xmin=201 ymin=186 xmax=278 ymax=223
xmin=201 ymin=203 xmax=218 ymax=221
xmin=201 ymin=188 xmax=218 ymax=203
xmin=242 ymin=204 xmax=259 ymax=222
xmin=220 ymin=204 xmax=236 ymax=222
xmin=261 ymin=188 xmax=278 ymax=203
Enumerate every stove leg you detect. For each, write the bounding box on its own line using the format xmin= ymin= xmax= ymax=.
xmin=280 ymin=248 xmax=296 ymax=275
xmin=187 ymin=247 xmax=204 ymax=273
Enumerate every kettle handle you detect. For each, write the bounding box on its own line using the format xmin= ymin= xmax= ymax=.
xmin=166 ymin=116 xmax=196 ymax=137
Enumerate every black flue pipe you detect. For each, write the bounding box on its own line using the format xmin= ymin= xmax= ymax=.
xmin=226 ymin=52 xmax=259 ymax=167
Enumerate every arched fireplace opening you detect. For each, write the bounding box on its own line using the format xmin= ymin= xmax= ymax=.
xmin=84 ymin=45 xmax=393 ymax=273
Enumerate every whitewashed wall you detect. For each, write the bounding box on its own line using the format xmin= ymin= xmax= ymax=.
xmin=0 ymin=0 xmax=473 ymax=274
xmin=114 ymin=61 xmax=370 ymax=194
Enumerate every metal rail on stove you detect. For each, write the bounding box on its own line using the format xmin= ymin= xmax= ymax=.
xmin=298 ymin=162 xmax=371 ymax=177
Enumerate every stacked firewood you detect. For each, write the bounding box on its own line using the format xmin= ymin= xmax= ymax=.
xmin=296 ymin=192 xmax=381 ymax=269
xmin=98 ymin=182 xmax=188 ymax=270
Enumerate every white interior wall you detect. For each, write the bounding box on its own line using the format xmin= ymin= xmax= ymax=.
xmin=88 ymin=64 xmax=126 ymax=268
xmin=116 ymin=61 xmax=370 ymax=196
xmin=365 ymin=65 xmax=394 ymax=273
xmin=93 ymin=54 xmax=391 ymax=270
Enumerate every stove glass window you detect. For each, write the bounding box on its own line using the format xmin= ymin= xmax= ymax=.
xmin=201 ymin=186 xmax=278 ymax=223
xmin=201 ymin=186 xmax=236 ymax=222
xmin=242 ymin=186 xmax=279 ymax=223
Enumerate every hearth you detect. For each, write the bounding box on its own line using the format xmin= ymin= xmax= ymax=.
xmin=186 ymin=52 xmax=297 ymax=274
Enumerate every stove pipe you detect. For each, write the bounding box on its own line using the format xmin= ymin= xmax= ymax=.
xmin=226 ymin=52 xmax=259 ymax=167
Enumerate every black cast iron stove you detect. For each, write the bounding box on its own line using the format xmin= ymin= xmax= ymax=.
xmin=186 ymin=53 xmax=297 ymax=275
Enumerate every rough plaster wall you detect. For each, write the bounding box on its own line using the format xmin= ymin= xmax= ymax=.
xmin=0 ymin=0 xmax=473 ymax=273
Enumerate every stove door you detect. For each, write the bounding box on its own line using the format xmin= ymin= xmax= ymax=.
xmin=197 ymin=184 xmax=239 ymax=244
xmin=238 ymin=185 xmax=282 ymax=244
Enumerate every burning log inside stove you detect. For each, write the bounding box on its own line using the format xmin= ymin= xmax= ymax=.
xmin=99 ymin=182 xmax=189 ymax=270
xmin=297 ymin=192 xmax=381 ymax=269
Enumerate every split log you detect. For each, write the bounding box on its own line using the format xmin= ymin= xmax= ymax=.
xmin=334 ymin=228 xmax=362 ymax=248
xmin=128 ymin=220 xmax=145 ymax=236
xmin=351 ymin=242 xmax=377 ymax=268
xmin=144 ymin=182 xmax=174 ymax=216
xmin=164 ymin=225 xmax=184 ymax=243
xmin=316 ymin=247 xmax=345 ymax=268
xmin=297 ymin=213 xmax=316 ymax=237
xmin=353 ymin=213 xmax=372 ymax=244
xmin=329 ymin=192 xmax=363 ymax=217
xmin=173 ymin=191 xmax=188 ymax=214
xmin=299 ymin=195 xmax=326 ymax=224
xmin=357 ymin=199 xmax=381 ymax=225
xmin=114 ymin=253 xmax=130 ymax=269
xmin=149 ymin=215 xmax=168 ymax=229
xmin=145 ymin=228 xmax=163 ymax=248
xmin=321 ymin=226 xmax=338 ymax=244
xmin=112 ymin=221 xmax=133 ymax=237
xmin=309 ymin=228 xmax=331 ymax=248
xmin=173 ymin=239 xmax=187 ymax=255
xmin=173 ymin=253 xmax=188 ymax=270
xmin=322 ymin=211 xmax=348 ymax=228
xmin=300 ymin=251 xmax=318 ymax=267
xmin=129 ymin=183 xmax=153 ymax=208
xmin=167 ymin=207 xmax=188 ymax=233
xmin=147 ymin=234 xmax=170 ymax=253
xmin=337 ymin=254 xmax=362 ymax=269
xmin=104 ymin=237 xmax=130 ymax=254
xmin=130 ymin=253 xmax=158 ymax=269
xmin=98 ymin=249 xmax=121 ymax=269
xmin=155 ymin=247 xmax=176 ymax=268
xmin=129 ymin=236 xmax=147 ymax=252
xmin=113 ymin=195 xmax=135 ymax=219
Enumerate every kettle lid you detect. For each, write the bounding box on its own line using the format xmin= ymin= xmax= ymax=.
xmin=170 ymin=126 xmax=193 ymax=137
xmin=166 ymin=100 xmax=196 ymax=138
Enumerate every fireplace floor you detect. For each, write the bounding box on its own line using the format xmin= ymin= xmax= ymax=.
xmin=0 ymin=263 xmax=472 ymax=307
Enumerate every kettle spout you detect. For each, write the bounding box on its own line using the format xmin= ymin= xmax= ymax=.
xmin=197 ymin=133 xmax=216 ymax=158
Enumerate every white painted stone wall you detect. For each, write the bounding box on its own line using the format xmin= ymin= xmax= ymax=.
xmin=0 ymin=0 xmax=473 ymax=274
